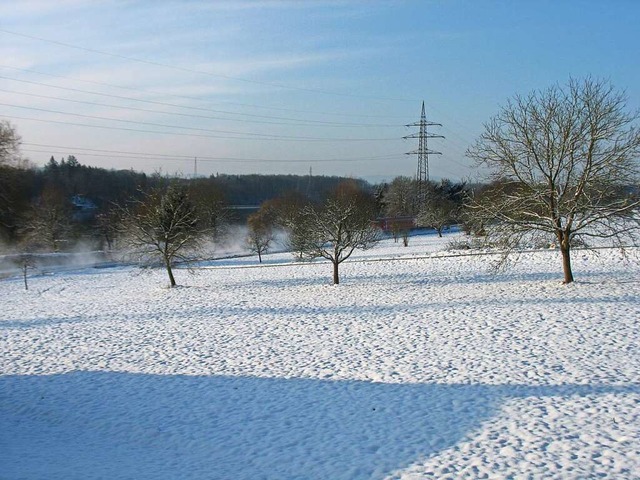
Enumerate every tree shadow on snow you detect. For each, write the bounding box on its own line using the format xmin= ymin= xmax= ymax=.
xmin=353 ymin=264 xmax=634 ymax=288
xmin=1 ymin=371 xmax=637 ymax=480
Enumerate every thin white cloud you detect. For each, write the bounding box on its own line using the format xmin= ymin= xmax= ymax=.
xmin=0 ymin=0 xmax=108 ymax=18
xmin=184 ymin=0 xmax=369 ymax=11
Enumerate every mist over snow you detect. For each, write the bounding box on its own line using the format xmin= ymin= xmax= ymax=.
xmin=205 ymin=224 xmax=288 ymax=259
xmin=1 ymin=232 xmax=640 ymax=479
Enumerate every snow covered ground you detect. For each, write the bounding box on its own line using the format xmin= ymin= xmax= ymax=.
xmin=1 ymin=232 xmax=639 ymax=479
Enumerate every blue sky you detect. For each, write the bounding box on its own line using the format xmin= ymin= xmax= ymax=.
xmin=1 ymin=0 xmax=639 ymax=183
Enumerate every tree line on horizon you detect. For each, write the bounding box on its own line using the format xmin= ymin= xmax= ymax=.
xmin=0 ymin=150 xmax=372 ymax=248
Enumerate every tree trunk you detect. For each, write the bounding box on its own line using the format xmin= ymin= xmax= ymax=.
xmin=164 ymin=256 xmax=177 ymax=287
xmin=332 ymin=260 xmax=339 ymax=285
xmin=559 ymin=231 xmax=574 ymax=284
xmin=258 ymin=249 xmax=262 ymax=263
xmin=22 ymin=264 xmax=28 ymax=291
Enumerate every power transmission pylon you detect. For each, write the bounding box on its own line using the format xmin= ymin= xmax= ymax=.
xmin=307 ymin=166 xmax=313 ymax=196
xmin=404 ymin=101 xmax=444 ymax=203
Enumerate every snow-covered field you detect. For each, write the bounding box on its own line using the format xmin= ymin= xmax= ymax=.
xmin=1 ymin=232 xmax=639 ymax=479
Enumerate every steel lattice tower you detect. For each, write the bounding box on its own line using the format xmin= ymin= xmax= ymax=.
xmin=404 ymin=101 xmax=444 ymax=202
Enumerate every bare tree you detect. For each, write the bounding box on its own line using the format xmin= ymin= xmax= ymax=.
xmin=384 ymin=176 xmax=418 ymax=246
xmin=419 ymin=197 xmax=457 ymax=237
xmin=0 ymin=121 xmax=27 ymax=238
xmin=418 ymin=180 xmax=464 ymax=237
xmin=260 ymin=192 xmax=314 ymax=260
xmin=246 ymin=212 xmax=274 ymax=263
xmin=467 ymin=78 xmax=640 ymax=283
xmin=0 ymin=120 xmax=21 ymax=167
xmin=189 ymin=180 xmax=230 ymax=241
xmin=14 ymin=253 xmax=35 ymax=291
xmin=21 ymin=186 xmax=73 ymax=252
xmin=285 ymin=217 xmax=315 ymax=259
xmin=120 ymin=184 xmax=203 ymax=287
xmin=94 ymin=207 xmax=122 ymax=252
xmin=303 ymin=181 xmax=380 ymax=284
xmin=385 ymin=176 xmax=418 ymax=217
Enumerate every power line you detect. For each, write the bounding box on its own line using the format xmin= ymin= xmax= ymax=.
xmin=419 ymin=100 xmax=480 ymax=143
xmin=439 ymin=124 xmax=477 ymax=152
xmin=1 ymin=88 xmax=404 ymax=129
xmin=21 ymin=143 xmax=402 ymax=164
xmin=23 ymin=148 xmax=395 ymax=164
xmin=0 ymin=28 xmax=413 ymax=103
xmin=2 ymin=105 xmax=399 ymax=142
xmin=0 ymin=75 xmax=401 ymax=127
xmin=0 ymin=64 xmax=408 ymax=119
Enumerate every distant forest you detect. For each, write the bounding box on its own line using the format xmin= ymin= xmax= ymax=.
xmin=0 ymin=155 xmax=369 ymax=245
xmin=42 ymin=155 xmax=368 ymax=206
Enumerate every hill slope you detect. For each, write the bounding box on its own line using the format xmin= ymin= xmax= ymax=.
xmin=1 ymin=234 xmax=639 ymax=479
